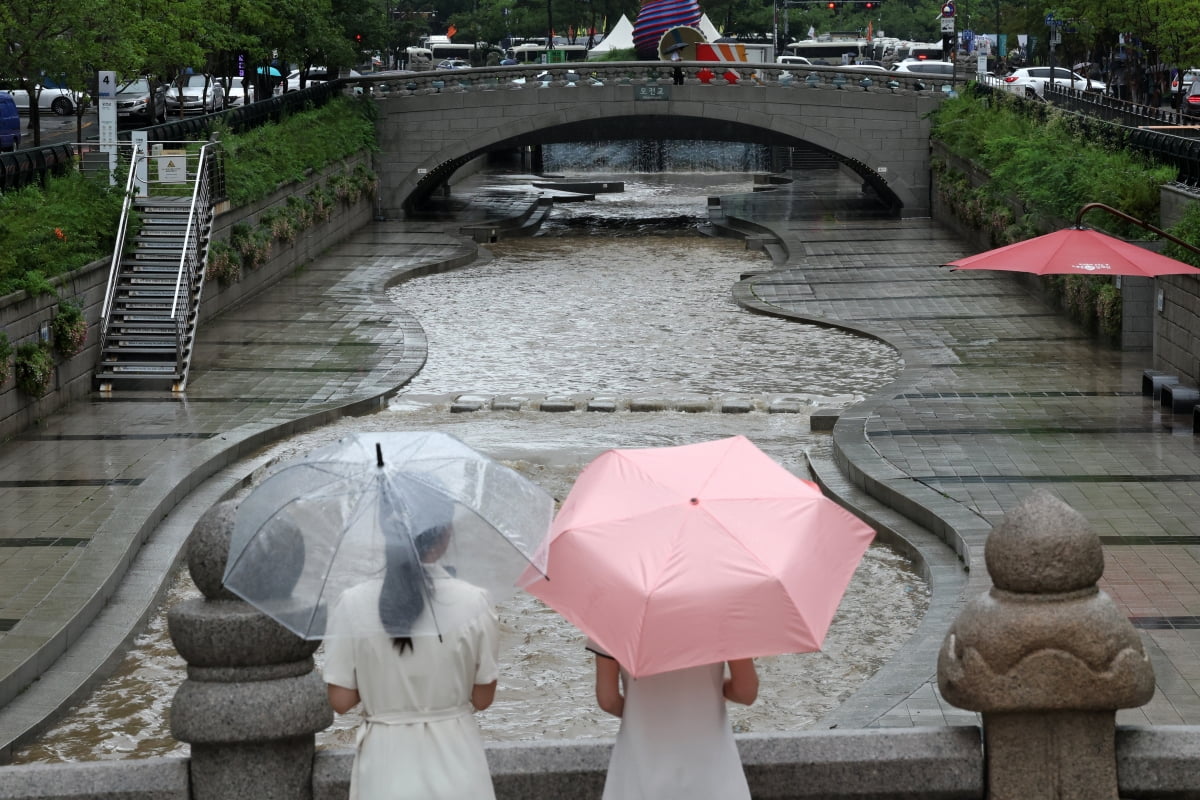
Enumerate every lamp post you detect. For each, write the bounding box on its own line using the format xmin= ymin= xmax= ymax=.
xmin=547 ymin=0 xmax=554 ymax=58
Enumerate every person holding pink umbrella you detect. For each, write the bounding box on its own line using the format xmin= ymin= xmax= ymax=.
xmin=591 ymin=639 xmax=759 ymax=799
xmin=521 ymin=435 xmax=876 ymax=799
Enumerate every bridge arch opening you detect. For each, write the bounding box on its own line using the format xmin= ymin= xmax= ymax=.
xmin=401 ymin=114 xmax=902 ymax=216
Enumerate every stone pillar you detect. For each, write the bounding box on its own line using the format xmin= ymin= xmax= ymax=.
xmin=169 ymin=499 xmax=333 ymax=800
xmin=937 ymin=489 xmax=1155 ymax=800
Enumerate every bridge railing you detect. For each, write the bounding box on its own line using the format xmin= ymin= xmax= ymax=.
xmin=344 ymin=61 xmax=967 ymax=98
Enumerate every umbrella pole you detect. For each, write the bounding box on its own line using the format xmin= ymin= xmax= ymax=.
xmin=1076 ymin=202 xmax=1200 ymax=259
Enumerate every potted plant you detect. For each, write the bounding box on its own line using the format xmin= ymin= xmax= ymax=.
xmin=14 ymin=341 xmax=54 ymax=396
xmin=51 ymin=299 xmax=87 ymax=358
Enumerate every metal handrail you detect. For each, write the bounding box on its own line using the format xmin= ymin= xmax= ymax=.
xmin=1076 ymin=202 xmax=1200 ymax=259
xmin=168 ymin=144 xmax=214 ymax=375
xmin=170 ymin=143 xmax=213 ymax=320
xmin=98 ymin=145 xmax=144 ymax=345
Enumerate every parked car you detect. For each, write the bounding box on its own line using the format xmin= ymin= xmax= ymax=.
xmin=435 ymin=59 xmax=470 ymax=70
xmin=1182 ymin=82 xmax=1200 ymax=115
xmin=114 ymin=76 xmax=166 ymax=125
xmin=0 ymin=92 xmax=21 ymax=151
xmin=1001 ymin=66 xmax=1107 ymax=97
xmin=1171 ymin=68 xmax=1200 ymax=107
xmin=220 ymin=76 xmax=254 ymax=107
xmin=776 ymin=55 xmax=812 ymax=66
xmin=165 ymin=74 xmax=226 ymax=114
xmin=284 ymin=67 xmax=362 ymax=92
xmin=6 ymin=83 xmax=86 ymax=116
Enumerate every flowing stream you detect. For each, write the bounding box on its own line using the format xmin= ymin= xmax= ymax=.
xmin=12 ymin=170 xmax=929 ymax=763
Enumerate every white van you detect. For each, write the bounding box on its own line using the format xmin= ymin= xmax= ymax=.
xmin=776 ymin=55 xmax=811 ymax=66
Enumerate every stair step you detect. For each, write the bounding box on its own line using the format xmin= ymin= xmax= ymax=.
xmin=97 ymin=363 xmax=180 ymax=374
xmin=105 ymin=342 xmax=178 ymax=351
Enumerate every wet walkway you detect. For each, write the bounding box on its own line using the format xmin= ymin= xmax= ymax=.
xmin=3 ymin=175 xmax=1200 ymax=762
xmin=0 ymin=225 xmax=473 ymax=760
xmin=720 ymin=186 xmax=1200 ymax=728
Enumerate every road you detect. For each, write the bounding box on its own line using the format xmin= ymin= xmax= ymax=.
xmin=17 ymin=109 xmax=98 ymax=148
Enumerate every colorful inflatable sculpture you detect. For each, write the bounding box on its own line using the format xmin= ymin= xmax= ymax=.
xmin=632 ymin=0 xmax=703 ymax=60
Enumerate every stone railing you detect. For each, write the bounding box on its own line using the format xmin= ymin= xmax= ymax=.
xmin=344 ymin=61 xmax=965 ymax=99
xmin=3 ymin=490 xmax=1195 ymax=799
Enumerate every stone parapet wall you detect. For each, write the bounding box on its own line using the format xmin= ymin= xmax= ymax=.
xmin=0 ymin=153 xmax=374 ymax=442
xmin=5 ymin=725 xmax=1200 ymax=799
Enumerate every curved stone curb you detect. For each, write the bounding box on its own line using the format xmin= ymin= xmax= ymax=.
xmin=0 ymin=230 xmax=481 ymax=763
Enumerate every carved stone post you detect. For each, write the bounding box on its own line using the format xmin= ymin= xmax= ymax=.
xmin=937 ymin=490 xmax=1155 ymax=800
xmin=169 ymin=499 xmax=333 ymax=800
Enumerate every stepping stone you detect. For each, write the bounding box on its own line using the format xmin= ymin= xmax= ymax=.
xmin=451 ymin=395 xmax=488 ymax=413
xmin=540 ymin=397 xmax=576 ymax=412
xmin=720 ymin=398 xmax=754 ymax=414
xmin=629 ymin=398 xmax=670 ymax=412
xmin=587 ymin=398 xmax=618 ymax=412
xmin=673 ymin=397 xmax=712 ymax=413
xmin=768 ymin=398 xmax=803 ymax=414
xmin=491 ymin=396 xmax=526 ymax=411
xmin=810 ymin=407 xmax=840 ymax=431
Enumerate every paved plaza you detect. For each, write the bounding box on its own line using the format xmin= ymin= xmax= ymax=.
xmin=2 ymin=177 xmax=1200 ymax=762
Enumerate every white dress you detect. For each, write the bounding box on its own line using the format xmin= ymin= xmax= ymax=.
xmin=323 ymin=570 xmax=499 ymax=800
xmin=591 ymin=643 xmax=751 ymax=800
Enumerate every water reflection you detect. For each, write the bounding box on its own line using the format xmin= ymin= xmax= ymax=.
xmin=12 ymin=172 xmax=927 ymax=763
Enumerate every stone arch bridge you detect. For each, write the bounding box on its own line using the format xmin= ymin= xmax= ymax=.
xmin=349 ymin=63 xmax=956 ymax=218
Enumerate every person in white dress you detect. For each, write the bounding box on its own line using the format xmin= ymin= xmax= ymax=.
xmin=591 ymin=640 xmax=759 ymax=800
xmin=324 ymin=522 xmax=500 ymax=800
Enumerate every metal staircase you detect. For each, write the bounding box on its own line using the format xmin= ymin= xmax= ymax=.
xmin=96 ymin=142 xmax=219 ymax=393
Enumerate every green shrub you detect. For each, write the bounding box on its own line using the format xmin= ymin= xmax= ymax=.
xmin=0 ymin=172 xmax=127 ymax=296
xmin=205 ymin=240 xmax=240 ymax=283
xmin=222 ymin=97 xmax=378 ymax=208
xmin=931 ymin=87 xmax=1174 ymax=232
xmin=0 ymin=331 xmax=11 ymax=385
xmin=1164 ymin=203 xmax=1200 ymax=268
xmin=1095 ymin=282 xmax=1122 ymax=340
xmin=51 ymin=299 xmax=87 ymax=358
xmin=14 ymin=341 xmax=54 ymax=396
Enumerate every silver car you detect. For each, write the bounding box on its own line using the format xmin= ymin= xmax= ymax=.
xmin=165 ymin=74 xmax=226 ymax=114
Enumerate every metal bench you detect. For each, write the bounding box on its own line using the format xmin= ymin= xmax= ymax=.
xmin=1162 ymin=382 xmax=1200 ymax=414
xmin=1143 ymin=369 xmax=1179 ymax=401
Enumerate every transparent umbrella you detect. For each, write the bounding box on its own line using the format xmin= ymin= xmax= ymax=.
xmin=223 ymin=431 xmax=554 ymax=639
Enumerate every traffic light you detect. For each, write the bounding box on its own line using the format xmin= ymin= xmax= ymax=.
xmin=863 ymin=1 xmax=877 ymax=8
xmin=354 ymin=33 xmax=363 ymax=44
xmin=825 ymin=1 xmax=839 ymax=10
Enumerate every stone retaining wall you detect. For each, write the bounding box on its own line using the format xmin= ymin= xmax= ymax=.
xmin=0 ymin=154 xmax=374 ymax=442
xmin=1151 ymin=184 xmax=1200 ymax=387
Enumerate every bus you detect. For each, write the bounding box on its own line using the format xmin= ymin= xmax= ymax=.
xmin=781 ymin=34 xmax=867 ymax=66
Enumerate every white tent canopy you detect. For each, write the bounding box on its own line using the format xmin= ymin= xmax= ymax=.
xmin=588 ymin=15 xmax=634 ymax=55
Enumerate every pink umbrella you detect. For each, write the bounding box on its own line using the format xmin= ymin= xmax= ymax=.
xmin=521 ymin=436 xmax=876 ymax=678
xmin=945 ymin=227 xmax=1200 ymax=277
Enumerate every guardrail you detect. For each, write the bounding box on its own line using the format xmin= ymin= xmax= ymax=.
xmin=0 ymin=81 xmax=338 ymax=193
xmin=342 ymin=60 xmax=967 ymax=98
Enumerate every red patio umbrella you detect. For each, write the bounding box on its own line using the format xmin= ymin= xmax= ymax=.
xmin=945 ymin=227 xmax=1200 ymax=277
